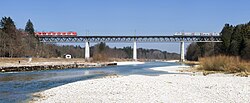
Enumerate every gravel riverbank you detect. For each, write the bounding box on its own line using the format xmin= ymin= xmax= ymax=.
xmin=31 ymin=64 xmax=250 ymax=103
xmin=0 ymin=58 xmax=118 ymax=72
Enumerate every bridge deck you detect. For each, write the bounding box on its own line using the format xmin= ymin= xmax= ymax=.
xmin=38 ymin=36 xmax=222 ymax=43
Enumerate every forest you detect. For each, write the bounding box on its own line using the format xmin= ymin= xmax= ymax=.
xmin=0 ymin=16 xmax=180 ymax=60
xmin=186 ymin=22 xmax=250 ymax=61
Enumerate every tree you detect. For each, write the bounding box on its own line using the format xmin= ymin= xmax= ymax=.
xmin=186 ymin=43 xmax=200 ymax=61
xmin=228 ymin=25 xmax=243 ymax=55
xmin=186 ymin=22 xmax=250 ymax=60
xmin=98 ymin=42 xmax=106 ymax=53
xmin=0 ymin=30 xmax=8 ymax=56
xmin=219 ymin=24 xmax=234 ymax=54
xmin=0 ymin=17 xmax=16 ymax=32
xmin=24 ymin=19 xmax=39 ymax=56
xmin=241 ymin=40 xmax=250 ymax=60
xmin=25 ymin=19 xmax=35 ymax=37
xmin=123 ymin=46 xmax=133 ymax=58
xmin=92 ymin=42 xmax=109 ymax=61
xmin=0 ymin=17 xmax=20 ymax=57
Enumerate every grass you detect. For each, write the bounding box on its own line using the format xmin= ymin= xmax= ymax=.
xmin=197 ymin=55 xmax=250 ymax=76
xmin=183 ymin=61 xmax=200 ymax=65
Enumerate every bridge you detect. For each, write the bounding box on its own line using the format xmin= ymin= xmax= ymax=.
xmin=38 ymin=35 xmax=222 ymax=62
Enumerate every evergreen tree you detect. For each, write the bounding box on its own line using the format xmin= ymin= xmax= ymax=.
xmin=99 ymin=42 xmax=106 ymax=53
xmin=186 ymin=22 xmax=250 ymax=60
xmin=25 ymin=19 xmax=35 ymax=36
xmin=0 ymin=17 xmax=16 ymax=32
xmin=186 ymin=43 xmax=200 ymax=61
xmin=123 ymin=46 xmax=133 ymax=58
xmin=229 ymin=25 xmax=243 ymax=55
xmin=24 ymin=19 xmax=41 ymax=57
xmin=220 ymin=24 xmax=234 ymax=54
xmin=241 ymin=40 xmax=250 ymax=60
xmin=0 ymin=17 xmax=20 ymax=57
xmin=197 ymin=42 xmax=206 ymax=57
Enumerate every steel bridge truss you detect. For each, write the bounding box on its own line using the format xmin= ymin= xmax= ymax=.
xmin=38 ymin=36 xmax=222 ymax=43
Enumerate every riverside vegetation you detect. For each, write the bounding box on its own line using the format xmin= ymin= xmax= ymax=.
xmin=186 ymin=22 xmax=250 ymax=75
xmin=198 ymin=56 xmax=250 ymax=76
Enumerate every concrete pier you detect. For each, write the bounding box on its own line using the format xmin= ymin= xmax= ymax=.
xmin=133 ymin=41 xmax=137 ymax=61
xmin=180 ymin=41 xmax=185 ymax=62
xmin=85 ymin=41 xmax=90 ymax=60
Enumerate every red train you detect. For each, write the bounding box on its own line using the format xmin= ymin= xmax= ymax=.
xmin=35 ymin=31 xmax=77 ymax=37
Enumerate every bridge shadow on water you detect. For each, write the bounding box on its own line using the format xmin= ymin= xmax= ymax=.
xmin=0 ymin=62 xmax=186 ymax=103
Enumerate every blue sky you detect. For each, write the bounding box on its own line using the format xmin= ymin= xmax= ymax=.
xmin=1 ymin=0 xmax=250 ymax=53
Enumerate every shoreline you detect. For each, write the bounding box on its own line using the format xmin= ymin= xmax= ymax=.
xmin=0 ymin=58 xmax=147 ymax=72
xmin=0 ymin=61 xmax=147 ymax=72
xmin=1 ymin=57 xmax=173 ymax=72
xmin=0 ymin=62 xmax=117 ymax=72
xmin=30 ymin=62 xmax=250 ymax=103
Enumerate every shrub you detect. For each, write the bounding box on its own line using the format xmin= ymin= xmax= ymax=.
xmin=198 ymin=55 xmax=250 ymax=73
xmin=92 ymin=53 xmax=108 ymax=62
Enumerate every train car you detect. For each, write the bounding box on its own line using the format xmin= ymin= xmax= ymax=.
xmin=212 ymin=32 xmax=221 ymax=36
xmin=174 ymin=32 xmax=184 ymax=36
xmin=200 ymin=32 xmax=221 ymax=36
xmin=174 ymin=32 xmax=221 ymax=36
xmin=174 ymin=32 xmax=197 ymax=36
xmin=35 ymin=31 xmax=77 ymax=37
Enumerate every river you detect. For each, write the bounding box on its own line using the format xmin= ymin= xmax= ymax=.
xmin=0 ymin=62 xmax=182 ymax=103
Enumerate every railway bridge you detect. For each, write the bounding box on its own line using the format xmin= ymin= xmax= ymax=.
xmin=38 ymin=35 xmax=222 ymax=62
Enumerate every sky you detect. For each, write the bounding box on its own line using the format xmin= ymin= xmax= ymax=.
xmin=1 ymin=0 xmax=250 ymax=53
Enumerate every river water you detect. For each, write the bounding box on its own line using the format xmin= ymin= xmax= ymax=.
xmin=0 ymin=62 xmax=182 ymax=103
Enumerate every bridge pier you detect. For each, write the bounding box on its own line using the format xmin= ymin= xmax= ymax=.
xmin=180 ymin=41 xmax=185 ymax=62
xmin=133 ymin=41 xmax=137 ymax=61
xmin=85 ymin=41 xmax=90 ymax=60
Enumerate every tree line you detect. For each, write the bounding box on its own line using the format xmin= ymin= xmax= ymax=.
xmin=186 ymin=22 xmax=250 ymax=61
xmin=91 ymin=42 xmax=180 ymax=61
xmin=0 ymin=16 xmax=180 ymax=60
